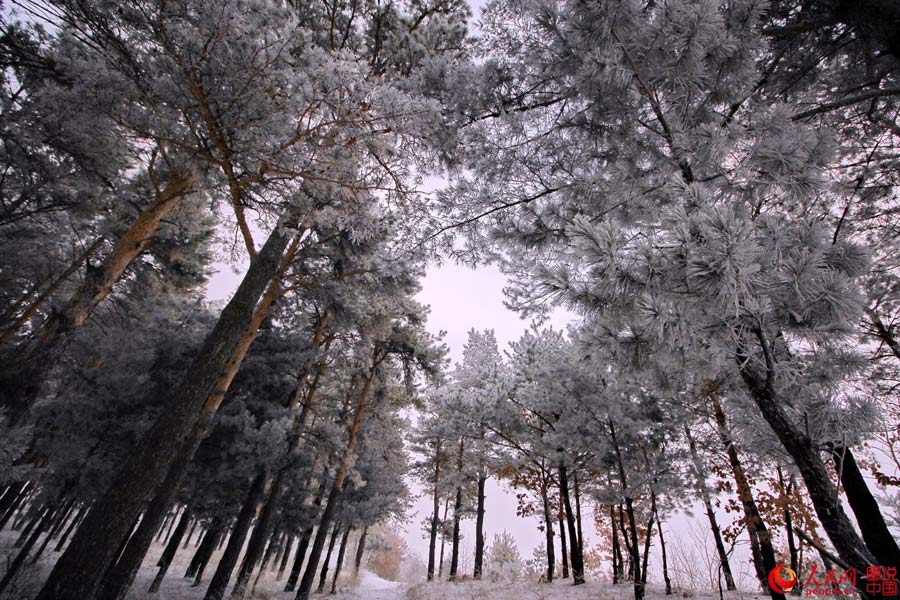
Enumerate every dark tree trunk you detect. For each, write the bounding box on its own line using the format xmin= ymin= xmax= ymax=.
xmin=611 ymin=506 xmax=621 ymax=584
xmin=36 ymin=221 xmax=297 ymax=600
xmin=0 ymin=505 xmax=54 ymax=595
xmin=618 ymin=505 xmax=634 ymax=580
xmin=32 ymin=497 xmax=77 ymax=565
xmin=540 ymin=481 xmax=555 ymax=583
xmin=736 ymin=337 xmax=879 ymax=599
xmin=204 ymin=473 xmax=268 ymax=600
xmin=558 ymin=512 xmax=569 ymax=578
xmin=831 ymin=444 xmax=900 ymax=569
xmin=163 ymin=509 xmax=179 ymax=544
xmin=156 ymin=515 xmax=171 ymax=542
xmin=712 ymin=395 xmax=783 ymax=600
xmin=623 ymin=497 xmax=643 ymax=600
xmin=640 ymin=508 xmax=654 ymax=586
xmin=149 ymin=509 xmax=191 ymax=593
xmin=55 ymin=504 xmax=85 ymax=552
xmin=317 ymin=523 xmax=340 ymax=593
xmin=686 ymin=427 xmax=737 ymax=591
xmin=278 ymin=535 xmax=295 ymax=580
xmin=286 ymin=525 xmax=313 ymax=591
xmin=656 ymin=513 xmax=673 ymax=595
xmin=296 ymin=486 xmax=342 ymax=600
xmin=184 ymin=518 xmax=199 ymax=549
xmin=474 ymin=472 xmax=486 ymax=580
xmin=14 ymin=507 xmax=43 ymax=547
xmin=353 ymin=526 xmax=367 ymax=577
xmin=558 ymin=463 xmax=585 ymax=585
xmin=427 ymin=441 xmax=441 ymax=582
xmin=449 ymin=482 xmax=462 ymax=581
xmin=231 ymin=470 xmax=283 ymax=599
xmin=573 ymin=470 xmax=584 ymax=552
xmin=330 ymin=526 xmax=351 ymax=593
xmin=438 ymin=499 xmax=449 ymax=578
xmin=0 ymin=480 xmax=29 ymax=531
xmin=187 ymin=517 xmax=223 ymax=581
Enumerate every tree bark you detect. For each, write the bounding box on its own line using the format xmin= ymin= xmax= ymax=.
xmin=278 ymin=534 xmax=295 ymax=580
xmin=558 ymin=512 xmax=569 ymax=578
xmin=330 ymin=526 xmax=351 ymax=593
xmin=187 ymin=517 xmax=223 ymax=581
xmin=474 ymin=471 xmax=486 ymax=579
xmin=317 ymin=523 xmax=340 ymax=593
xmin=55 ymin=503 xmax=85 ymax=552
xmin=1 ymin=171 xmax=196 ymax=426
xmin=204 ymin=473 xmax=267 ymax=600
xmin=558 ymin=463 xmax=585 ymax=585
xmin=427 ymin=439 xmax=442 ymax=581
xmin=184 ymin=518 xmax=199 ymax=550
xmin=286 ymin=525 xmax=314 ymax=591
xmin=36 ymin=219 xmax=298 ymax=600
xmin=449 ymin=440 xmax=464 ymax=581
xmin=711 ymin=394 xmax=783 ymax=600
xmin=685 ymin=427 xmax=736 ymax=591
xmin=611 ymin=506 xmax=621 ymax=584
xmin=734 ymin=335 xmax=880 ymax=600
xmin=540 ymin=479 xmax=555 ymax=583
xmin=32 ymin=496 xmax=77 ymax=565
xmin=831 ymin=444 xmax=900 ymax=569
xmin=0 ymin=505 xmax=54 ymax=595
xmin=353 ymin=526 xmax=368 ymax=577
xmin=149 ymin=508 xmax=191 ymax=593
xmin=231 ymin=470 xmax=282 ymax=599
xmin=656 ymin=514 xmax=672 ymax=595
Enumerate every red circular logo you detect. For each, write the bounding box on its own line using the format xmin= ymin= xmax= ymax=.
xmin=769 ymin=565 xmax=798 ymax=593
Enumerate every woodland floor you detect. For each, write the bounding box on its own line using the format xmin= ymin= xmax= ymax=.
xmin=1 ymin=527 xmax=771 ymax=600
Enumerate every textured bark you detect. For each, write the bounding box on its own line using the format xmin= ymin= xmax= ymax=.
xmin=712 ymin=395 xmax=783 ymax=600
xmin=204 ymin=473 xmax=267 ymax=600
xmin=149 ymin=509 xmax=191 ymax=593
xmin=426 ymin=439 xmax=441 ymax=582
xmin=353 ymin=526 xmax=367 ymax=577
xmin=686 ymin=427 xmax=736 ymax=591
xmin=1 ymin=172 xmax=195 ymax=426
xmin=540 ymin=480 xmax=555 ymax=583
xmin=187 ymin=517 xmax=223 ymax=581
xmin=449 ymin=440 xmax=464 ymax=581
xmin=316 ymin=523 xmax=340 ymax=593
xmin=277 ymin=534 xmax=294 ymax=579
xmin=558 ymin=463 xmax=585 ymax=585
xmin=474 ymin=472 xmax=486 ymax=579
xmin=331 ymin=526 xmax=351 ymax=593
xmin=0 ymin=505 xmax=53 ymax=595
xmin=231 ymin=471 xmax=282 ymax=599
xmin=558 ymin=512 xmax=569 ymax=578
xmin=611 ymin=506 xmax=622 ymax=584
xmin=286 ymin=525 xmax=314 ymax=591
xmin=36 ymin=220 xmax=297 ymax=600
xmin=31 ymin=496 xmax=76 ymax=565
xmin=734 ymin=335 xmax=879 ymax=600
xmin=832 ymin=444 xmax=900 ymax=569
xmin=296 ymin=350 xmax=382 ymax=600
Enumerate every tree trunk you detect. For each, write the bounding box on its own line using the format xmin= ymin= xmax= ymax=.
xmin=640 ymin=507 xmax=654 ymax=587
xmin=558 ymin=463 xmax=585 ymax=585
xmin=449 ymin=440 xmax=464 ymax=581
xmin=439 ymin=498 xmax=449 ymax=577
xmin=474 ymin=471 xmax=486 ymax=579
xmin=55 ymin=503 xmax=85 ymax=552
xmin=330 ymin=526 xmax=351 ymax=593
xmin=353 ymin=526 xmax=367 ymax=577
xmin=611 ymin=506 xmax=621 ymax=584
xmin=656 ymin=513 xmax=673 ymax=595
xmin=618 ymin=505 xmax=634 ymax=580
xmin=1 ymin=171 xmax=195 ymax=426
xmin=736 ymin=337 xmax=879 ymax=599
xmin=278 ymin=535 xmax=295 ymax=580
xmin=15 ymin=507 xmax=44 ymax=547
xmin=558 ymin=512 xmax=569 ymax=578
xmin=296 ymin=348 xmax=382 ymax=600
xmin=231 ymin=470 xmax=283 ymax=599
xmin=317 ymin=523 xmax=340 ymax=593
xmin=187 ymin=517 xmax=223 ymax=581
xmin=711 ymin=395 xmax=783 ymax=600
xmin=0 ymin=505 xmax=54 ymax=595
xmin=286 ymin=525 xmax=313 ymax=591
xmin=149 ymin=508 xmax=191 ymax=593
xmin=36 ymin=220 xmax=298 ymax=600
xmin=0 ymin=480 xmax=29 ymax=531
xmin=162 ymin=509 xmax=179 ymax=545
xmin=204 ymin=473 xmax=267 ymax=600
xmin=623 ymin=497 xmax=643 ymax=600
xmin=184 ymin=518 xmax=199 ymax=549
xmin=573 ymin=470 xmax=584 ymax=552
xmin=831 ymin=444 xmax=900 ymax=569
xmin=427 ymin=440 xmax=441 ymax=582
xmin=540 ymin=480 xmax=555 ymax=583
xmin=685 ymin=426 xmax=737 ymax=591
xmin=32 ymin=496 xmax=77 ymax=565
